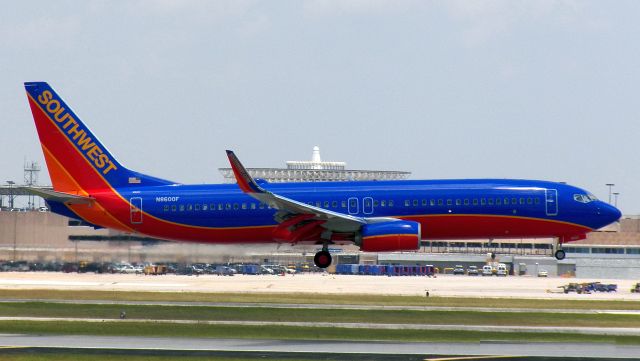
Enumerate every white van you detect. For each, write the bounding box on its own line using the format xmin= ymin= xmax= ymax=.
xmin=482 ymin=265 xmax=493 ymax=276
xmin=496 ymin=263 xmax=508 ymax=276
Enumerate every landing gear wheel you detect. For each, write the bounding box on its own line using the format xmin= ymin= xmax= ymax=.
xmin=555 ymin=249 xmax=566 ymax=260
xmin=314 ymin=250 xmax=332 ymax=268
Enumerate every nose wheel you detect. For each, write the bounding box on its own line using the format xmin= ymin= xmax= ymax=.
xmin=314 ymin=250 xmax=332 ymax=268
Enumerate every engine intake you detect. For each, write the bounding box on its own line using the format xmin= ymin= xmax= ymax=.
xmin=358 ymin=220 xmax=421 ymax=252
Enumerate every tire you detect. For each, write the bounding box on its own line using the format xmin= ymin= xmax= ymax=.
xmin=555 ymin=249 xmax=566 ymax=260
xmin=314 ymin=251 xmax=332 ymax=268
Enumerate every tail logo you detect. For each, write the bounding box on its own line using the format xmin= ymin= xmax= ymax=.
xmin=36 ymin=90 xmax=118 ymax=175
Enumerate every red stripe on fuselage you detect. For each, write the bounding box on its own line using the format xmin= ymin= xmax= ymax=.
xmin=402 ymin=214 xmax=590 ymax=240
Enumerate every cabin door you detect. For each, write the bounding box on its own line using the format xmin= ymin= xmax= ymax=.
xmin=130 ymin=197 xmax=143 ymax=224
xmin=545 ymin=189 xmax=558 ymax=216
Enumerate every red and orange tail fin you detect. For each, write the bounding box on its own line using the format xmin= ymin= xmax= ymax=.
xmin=24 ymin=82 xmax=173 ymax=194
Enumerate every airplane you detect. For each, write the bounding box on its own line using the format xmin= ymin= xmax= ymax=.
xmin=22 ymin=82 xmax=622 ymax=268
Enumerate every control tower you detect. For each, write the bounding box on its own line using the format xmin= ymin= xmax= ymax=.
xmin=219 ymin=146 xmax=410 ymax=183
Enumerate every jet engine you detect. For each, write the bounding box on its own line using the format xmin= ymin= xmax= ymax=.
xmin=357 ymin=220 xmax=421 ymax=252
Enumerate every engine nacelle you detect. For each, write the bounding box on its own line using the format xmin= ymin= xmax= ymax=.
xmin=358 ymin=220 xmax=421 ymax=252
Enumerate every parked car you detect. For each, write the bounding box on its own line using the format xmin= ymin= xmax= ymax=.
xmin=453 ymin=265 xmax=465 ymax=275
xmin=481 ymin=265 xmax=493 ymax=276
xmin=467 ymin=266 xmax=479 ymax=276
xmin=537 ymin=269 xmax=548 ymax=277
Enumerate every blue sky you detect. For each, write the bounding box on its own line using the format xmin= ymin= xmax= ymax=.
xmin=1 ymin=1 xmax=638 ymax=213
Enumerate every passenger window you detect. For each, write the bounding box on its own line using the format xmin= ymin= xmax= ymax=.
xmin=226 ymin=203 xmax=231 ymax=210
xmin=464 ymin=199 xmax=469 ymax=206
xmin=233 ymin=203 xmax=239 ymax=210
xmin=202 ymin=204 xmax=208 ymax=211
xmin=218 ymin=204 xmax=223 ymax=210
xmin=422 ymin=199 xmax=427 ymax=206
xmin=527 ymin=198 xmax=532 ymax=205
xmin=332 ymin=201 xmax=338 ymax=208
xmin=438 ymin=199 xmax=444 ymax=206
xmin=511 ymin=198 xmax=517 ymax=205
xmin=381 ymin=200 xmax=386 ymax=207
xmin=171 ymin=205 xmax=177 ymax=212
xmin=496 ymin=198 xmax=501 ymax=205
xmin=455 ymin=199 xmax=461 ymax=206
xmin=316 ymin=201 xmax=321 ymax=207
xmin=373 ymin=200 xmax=379 ymax=207
xmin=405 ymin=200 xmax=410 ymax=207
xmin=323 ymin=201 xmax=328 ymax=208
xmin=447 ymin=199 xmax=452 ymax=206
xmin=195 ymin=204 xmax=201 ymax=211
xmin=413 ymin=200 xmax=418 ymax=207
xmin=187 ymin=204 xmax=193 ymax=211
xmin=430 ymin=200 xmax=435 ymax=206
xmin=481 ymin=198 xmax=486 ymax=206
xmin=341 ymin=201 xmax=347 ymax=208
xmin=163 ymin=205 xmax=169 ymax=212
xmin=179 ymin=205 xmax=185 ymax=211
xmin=473 ymin=199 xmax=478 ymax=206
xmin=504 ymin=198 xmax=509 ymax=205
xmin=242 ymin=203 xmax=247 ymax=210
xmin=389 ymin=200 xmax=394 ymax=207
xmin=251 ymin=203 xmax=256 ymax=210
xmin=488 ymin=199 xmax=494 ymax=205
xmin=534 ymin=198 xmax=540 ymax=205
xmin=259 ymin=203 xmax=265 ymax=209
xmin=519 ymin=198 xmax=525 ymax=205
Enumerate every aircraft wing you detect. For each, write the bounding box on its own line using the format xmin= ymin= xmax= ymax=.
xmin=19 ymin=187 xmax=94 ymax=205
xmin=226 ymin=150 xmax=367 ymax=237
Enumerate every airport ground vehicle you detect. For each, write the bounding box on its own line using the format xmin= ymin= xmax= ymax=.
xmin=467 ymin=265 xmax=479 ymax=276
xmin=143 ymin=264 xmax=167 ymax=275
xmin=482 ymin=265 xmax=493 ymax=276
xmin=22 ymin=82 xmax=622 ymax=269
xmin=631 ymin=283 xmax=640 ymax=293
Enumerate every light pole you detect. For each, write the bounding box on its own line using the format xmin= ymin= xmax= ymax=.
xmin=613 ymin=192 xmax=620 ymax=208
xmin=606 ymin=183 xmax=615 ymax=204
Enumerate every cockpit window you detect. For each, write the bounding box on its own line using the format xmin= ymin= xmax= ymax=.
xmin=574 ymin=194 xmax=596 ymax=203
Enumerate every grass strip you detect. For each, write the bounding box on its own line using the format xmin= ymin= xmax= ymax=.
xmin=0 ymin=320 xmax=639 ymax=345
xmin=0 ymin=289 xmax=639 ymax=310
xmin=0 ymin=302 xmax=639 ymax=328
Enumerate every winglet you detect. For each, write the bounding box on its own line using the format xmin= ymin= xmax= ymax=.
xmin=225 ymin=150 xmax=264 ymax=194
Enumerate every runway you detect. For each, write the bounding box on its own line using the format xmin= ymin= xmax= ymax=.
xmin=0 ymin=334 xmax=639 ymax=358
xmin=1 ymin=272 xmax=639 ymax=300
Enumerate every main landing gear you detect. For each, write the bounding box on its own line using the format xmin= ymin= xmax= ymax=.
xmin=555 ymin=249 xmax=566 ymax=260
xmin=314 ymin=242 xmax=332 ymax=269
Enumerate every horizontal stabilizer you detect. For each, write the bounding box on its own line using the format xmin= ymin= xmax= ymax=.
xmin=19 ymin=187 xmax=94 ymax=205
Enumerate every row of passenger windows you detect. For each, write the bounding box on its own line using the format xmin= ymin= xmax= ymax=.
xmin=161 ymin=200 xmax=397 ymax=212
xmin=161 ymin=196 xmax=540 ymax=213
xmin=403 ymin=197 xmax=540 ymax=207
xmin=163 ymin=202 xmax=271 ymax=212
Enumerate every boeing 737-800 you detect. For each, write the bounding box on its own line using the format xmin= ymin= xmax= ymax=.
xmin=23 ymin=82 xmax=621 ymax=268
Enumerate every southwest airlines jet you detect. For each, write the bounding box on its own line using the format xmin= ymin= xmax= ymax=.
xmin=23 ymin=82 xmax=621 ymax=268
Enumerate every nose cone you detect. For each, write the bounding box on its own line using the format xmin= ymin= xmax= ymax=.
xmin=598 ymin=202 xmax=622 ymax=228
